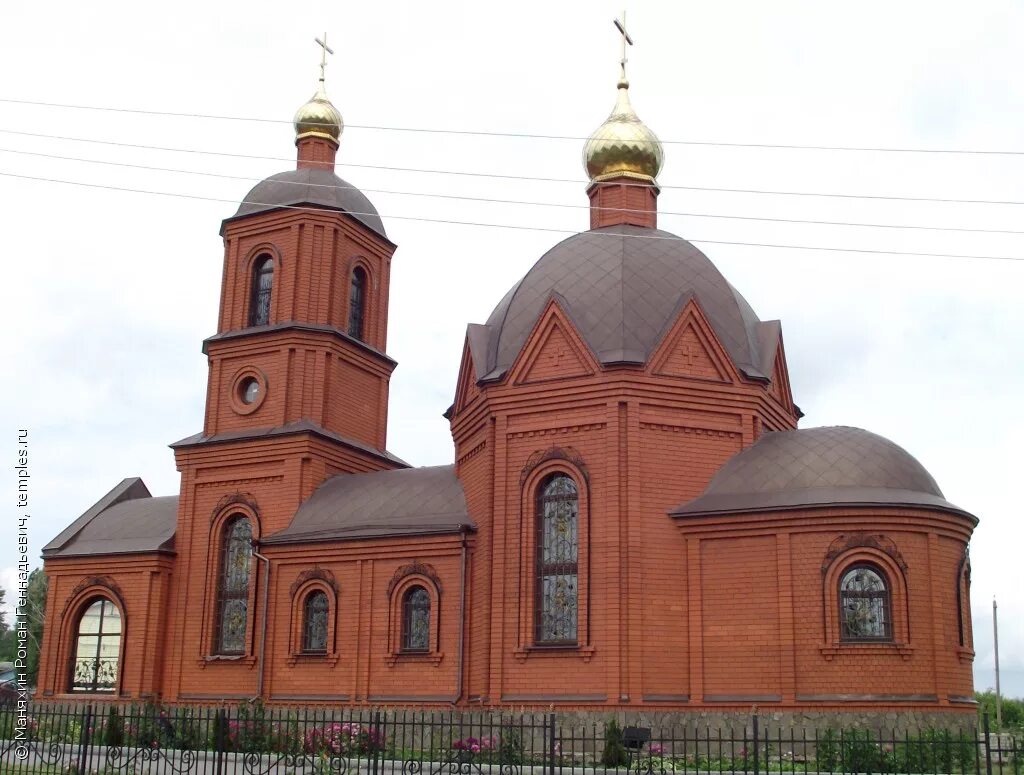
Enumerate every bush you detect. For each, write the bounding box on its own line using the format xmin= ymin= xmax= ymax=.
xmin=103 ymin=706 xmax=124 ymax=747
xmin=601 ymin=718 xmax=629 ymax=768
xmin=499 ymin=726 xmax=524 ymax=765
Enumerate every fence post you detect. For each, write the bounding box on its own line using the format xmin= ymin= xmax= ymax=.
xmin=372 ymin=710 xmax=382 ymax=775
xmin=214 ymin=708 xmax=226 ymax=775
xmin=75 ymin=703 xmax=93 ymax=775
xmin=752 ymin=714 xmax=760 ymax=775
xmin=983 ymin=711 xmax=993 ymax=775
xmin=547 ymin=713 xmax=557 ymax=775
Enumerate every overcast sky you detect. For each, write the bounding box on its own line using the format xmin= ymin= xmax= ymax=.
xmin=1 ymin=0 xmax=1021 ymax=699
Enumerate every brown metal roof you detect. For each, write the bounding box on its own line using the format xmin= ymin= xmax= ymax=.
xmin=671 ymin=426 xmax=976 ymax=522
xmin=223 ymin=169 xmax=388 ymax=239
xmin=476 ymin=224 xmax=773 ymax=381
xmin=43 ymin=478 xmax=177 ymax=558
xmin=264 ymin=465 xmax=473 ymax=545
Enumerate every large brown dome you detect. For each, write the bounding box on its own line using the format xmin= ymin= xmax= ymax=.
xmin=476 ymin=224 xmax=771 ymax=381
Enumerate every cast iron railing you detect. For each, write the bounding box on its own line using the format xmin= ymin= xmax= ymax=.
xmin=0 ymin=702 xmax=1018 ymax=775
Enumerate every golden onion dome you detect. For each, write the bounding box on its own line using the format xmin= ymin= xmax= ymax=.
xmin=293 ymin=83 xmax=343 ymax=144
xmin=583 ymin=77 xmax=664 ymax=183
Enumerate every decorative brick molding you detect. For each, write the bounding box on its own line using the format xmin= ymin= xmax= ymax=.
xmin=509 ymin=423 xmax=605 ymax=441
xmin=61 ymin=576 xmax=125 ymax=619
xmin=822 ymin=533 xmax=908 ymax=575
xmin=289 ymin=567 xmax=339 ymax=597
xmin=520 ymin=445 xmax=589 ymax=486
xmin=639 ymin=422 xmax=741 ymax=439
xmin=387 ymin=561 xmax=442 ymax=598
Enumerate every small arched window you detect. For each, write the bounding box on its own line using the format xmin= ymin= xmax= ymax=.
xmin=839 ymin=565 xmax=892 ymax=641
xmin=249 ymin=255 xmax=274 ymax=327
xmin=536 ymin=474 xmax=579 ymax=644
xmin=70 ymin=598 xmax=121 ymax=693
xmin=302 ymin=590 xmax=329 ymax=653
xmin=401 ymin=586 xmax=430 ymax=652
xmin=215 ymin=516 xmax=253 ymax=654
xmin=348 ymin=267 xmax=367 ymax=340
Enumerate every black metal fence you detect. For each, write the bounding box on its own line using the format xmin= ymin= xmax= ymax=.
xmin=0 ymin=703 xmax=1019 ymax=775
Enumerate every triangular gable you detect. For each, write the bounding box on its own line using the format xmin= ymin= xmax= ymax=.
xmin=453 ymin=335 xmax=483 ymax=416
xmin=648 ymin=297 xmax=737 ymax=383
xmin=509 ymin=296 xmax=598 ymax=386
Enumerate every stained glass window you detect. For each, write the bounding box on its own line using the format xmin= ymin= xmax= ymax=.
xmin=839 ymin=565 xmax=892 ymax=641
xmin=401 ymin=586 xmax=430 ymax=652
xmin=249 ymin=256 xmax=274 ymax=326
xmin=536 ymin=474 xmax=578 ymax=644
xmin=216 ymin=516 xmax=253 ymax=654
xmin=71 ymin=598 xmax=121 ymax=693
xmin=302 ymin=590 xmax=329 ymax=653
xmin=348 ymin=267 xmax=367 ymax=340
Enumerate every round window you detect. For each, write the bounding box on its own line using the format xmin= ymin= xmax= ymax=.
xmin=240 ymin=378 xmax=260 ymax=404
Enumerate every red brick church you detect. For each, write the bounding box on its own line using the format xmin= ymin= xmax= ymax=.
xmin=37 ymin=33 xmax=977 ymax=722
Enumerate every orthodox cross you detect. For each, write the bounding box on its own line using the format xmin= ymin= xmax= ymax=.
xmin=680 ymin=343 xmax=697 ymax=368
xmin=613 ymin=11 xmax=633 ymax=82
xmin=315 ymin=33 xmax=334 ymax=85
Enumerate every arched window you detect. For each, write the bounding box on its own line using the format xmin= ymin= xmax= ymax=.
xmin=401 ymin=586 xmax=430 ymax=652
xmin=302 ymin=590 xmax=329 ymax=653
xmin=215 ymin=516 xmax=253 ymax=654
xmin=957 ymin=548 xmax=972 ymax=648
xmin=535 ymin=474 xmax=579 ymax=644
xmin=249 ymin=255 xmax=274 ymax=326
xmin=70 ymin=598 xmax=121 ymax=693
xmin=347 ymin=267 xmax=367 ymax=340
xmin=839 ymin=565 xmax=892 ymax=641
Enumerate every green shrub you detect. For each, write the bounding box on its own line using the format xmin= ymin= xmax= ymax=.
xmin=601 ymin=718 xmax=629 ymax=768
xmin=499 ymin=725 xmax=524 ymax=765
xmin=103 ymin=705 xmax=124 ymax=747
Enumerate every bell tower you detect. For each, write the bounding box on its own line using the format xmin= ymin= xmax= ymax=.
xmin=173 ymin=37 xmax=403 ymax=535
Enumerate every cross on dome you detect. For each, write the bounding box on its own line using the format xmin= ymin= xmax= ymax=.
xmin=613 ymin=12 xmax=633 ymax=85
xmin=315 ymin=33 xmax=334 ymax=87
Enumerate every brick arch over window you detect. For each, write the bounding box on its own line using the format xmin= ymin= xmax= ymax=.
xmin=288 ymin=568 xmax=340 ymax=665
xmin=386 ymin=564 xmax=443 ymax=666
xmin=201 ymin=498 xmax=261 ymax=661
xmin=515 ymin=450 xmax=594 ymax=662
xmin=820 ymin=537 xmax=912 ymax=660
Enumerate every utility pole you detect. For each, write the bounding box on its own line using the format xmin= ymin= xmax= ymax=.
xmin=993 ymin=597 xmax=1002 ymax=729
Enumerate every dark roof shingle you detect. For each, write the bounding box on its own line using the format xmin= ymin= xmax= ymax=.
xmin=672 ymin=426 xmax=975 ymax=522
xmin=264 ymin=465 xmax=473 ymax=545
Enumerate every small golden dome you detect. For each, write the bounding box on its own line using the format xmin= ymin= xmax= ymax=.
xmin=293 ymin=83 xmax=343 ymax=145
xmin=583 ymin=78 xmax=664 ymax=183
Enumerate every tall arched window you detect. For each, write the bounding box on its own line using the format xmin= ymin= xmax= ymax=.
xmin=215 ymin=516 xmax=253 ymax=654
xmin=536 ymin=474 xmax=579 ymax=644
xmin=957 ymin=548 xmax=972 ymax=647
xmin=249 ymin=255 xmax=274 ymax=326
xmin=70 ymin=598 xmax=121 ymax=693
xmin=347 ymin=267 xmax=367 ymax=340
xmin=302 ymin=590 xmax=329 ymax=653
xmin=839 ymin=564 xmax=892 ymax=641
xmin=401 ymin=586 xmax=430 ymax=652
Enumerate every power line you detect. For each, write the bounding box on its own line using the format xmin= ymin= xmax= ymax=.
xmin=4 ymin=146 xmax=1024 ymax=237
xmin=3 ymin=96 xmax=1024 ymax=157
xmin=1 ymin=169 xmax=1022 ymax=263
xmin=3 ymin=127 xmax=1024 ymax=207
